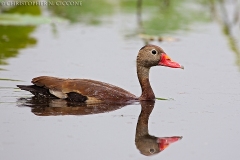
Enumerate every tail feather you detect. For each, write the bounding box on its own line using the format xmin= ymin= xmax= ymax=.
xmin=17 ymin=85 xmax=56 ymax=98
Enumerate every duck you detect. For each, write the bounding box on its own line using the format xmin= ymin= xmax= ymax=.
xmin=17 ymin=44 xmax=183 ymax=103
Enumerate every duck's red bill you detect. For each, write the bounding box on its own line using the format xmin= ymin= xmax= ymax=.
xmin=159 ymin=53 xmax=184 ymax=69
xmin=158 ymin=136 xmax=182 ymax=151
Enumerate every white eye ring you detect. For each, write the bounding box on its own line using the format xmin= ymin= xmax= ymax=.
xmin=151 ymin=49 xmax=157 ymax=55
xmin=149 ymin=148 xmax=155 ymax=154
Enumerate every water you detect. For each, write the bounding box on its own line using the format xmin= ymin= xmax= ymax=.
xmin=1 ymin=1 xmax=240 ymax=160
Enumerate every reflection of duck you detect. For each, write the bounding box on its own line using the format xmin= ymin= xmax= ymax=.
xmin=17 ymin=45 xmax=183 ymax=103
xmin=17 ymin=97 xmax=131 ymax=116
xmin=17 ymin=98 xmax=182 ymax=156
xmin=135 ymin=100 xmax=182 ymax=156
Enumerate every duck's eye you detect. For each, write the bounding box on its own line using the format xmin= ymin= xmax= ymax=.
xmin=151 ymin=50 xmax=157 ymax=55
xmin=149 ymin=148 xmax=155 ymax=154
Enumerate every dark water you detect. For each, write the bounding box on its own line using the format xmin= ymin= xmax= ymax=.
xmin=1 ymin=1 xmax=240 ymax=160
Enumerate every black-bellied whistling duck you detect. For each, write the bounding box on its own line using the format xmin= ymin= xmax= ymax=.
xmin=17 ymin=44 xmax=183 ymax=103
xmin=135 ymin=101 xmax=182 ymax=156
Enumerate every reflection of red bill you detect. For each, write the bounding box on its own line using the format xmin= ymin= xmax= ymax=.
xmin=159 ymin=53 xmax=184 ymax=69
xmin=158 ymin=136 xmax=183 ymax=151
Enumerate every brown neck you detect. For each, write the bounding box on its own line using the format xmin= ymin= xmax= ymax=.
xmin=135 ymin=101 xmax=154 ymax=137
xmin=137 ymin=65 xmax=155 ymax=100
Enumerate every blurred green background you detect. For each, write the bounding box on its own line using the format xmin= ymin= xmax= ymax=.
xmin=0 ymin=0 xmax=239 ymax=66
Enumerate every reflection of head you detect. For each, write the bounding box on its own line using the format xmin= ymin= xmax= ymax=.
xmin=135 ymin=101 xmax=182 ymax=156
xmin=135 ymin=135 xmax=160 ymax=156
